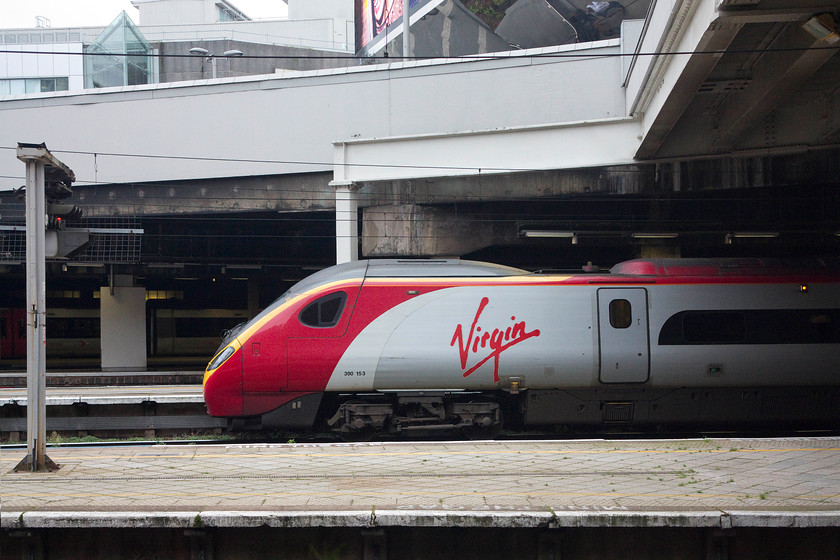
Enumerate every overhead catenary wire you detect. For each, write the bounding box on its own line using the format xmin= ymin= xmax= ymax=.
xmin=1 ymin=144 xmax=814 ymax=188
xmin=0 ymin=145 xmax=538 ymax=181
xmin=0 ymin=145 xmax=825 ymax=211
xmin=0 ymin=45 xmax=838 ymax=60
xmin=0 ymin=178 xmax=825 ymax=244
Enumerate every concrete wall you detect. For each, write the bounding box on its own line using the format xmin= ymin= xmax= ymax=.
xmin=158 ymin=40 xmax=359 ymax=83
xmin=2 ymin=526 xmax=837 ymax=559
xmin=362 ymin=203 xmax=518 ymax=256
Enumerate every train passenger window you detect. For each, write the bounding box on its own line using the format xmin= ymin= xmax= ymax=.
xmin=683 ymin=312 xmax=745 ymax=344
xmin=661 ymin=308 xmax=840 ymax=345
xmin=609 ymin=299 xmax=632 ymax=329
xmin=299 ymin=292 xmax=347 ymax=328
xmin=764 ymin=309 xmax=840 ymax=344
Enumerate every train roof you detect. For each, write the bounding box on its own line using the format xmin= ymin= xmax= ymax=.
xmin=364 ymin=259 xmax=528 ymax=278
xmin=288 ymin=257 xmax=840 ymax=297
xmin=288 ymin=259 xmax=526 ymax=295
xmin=611 ymin=258 xmax=840 ymax=277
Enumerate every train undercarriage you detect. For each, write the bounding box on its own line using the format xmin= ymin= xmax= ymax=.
xmin=326 ymin=393 xmax=504 ymax=440
xmin=232 ymin=385 xmax=840 ymax=439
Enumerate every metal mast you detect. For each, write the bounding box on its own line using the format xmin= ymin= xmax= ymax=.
xmin=14 ymin=143 xmax=75 ymax=472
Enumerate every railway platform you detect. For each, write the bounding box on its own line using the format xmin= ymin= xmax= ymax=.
xmin=2 ymin=437 xmax=839 ymax=558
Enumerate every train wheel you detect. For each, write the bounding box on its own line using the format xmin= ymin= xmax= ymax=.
xmin=338 ymin=426 xmax=378 ymax=442
xmin=460 ymin=402 xmax=503 ymax=440
xmin=462 ymin=422 xmax=503 ymax=440
xmin=328 ymin=399 xmax=392 ymax=441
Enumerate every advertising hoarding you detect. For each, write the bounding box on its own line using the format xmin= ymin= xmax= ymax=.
xmin=356 ymin=0 xmax=445 ymax=56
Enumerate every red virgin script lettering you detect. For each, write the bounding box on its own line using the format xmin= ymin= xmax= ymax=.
xmin=450 ymin=296 xmax=541 ymax=383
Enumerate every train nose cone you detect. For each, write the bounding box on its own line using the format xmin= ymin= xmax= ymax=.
xmin=203 ymin=344 xmax=243 ymax=417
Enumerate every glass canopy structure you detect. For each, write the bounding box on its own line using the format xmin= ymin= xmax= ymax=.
xmin=85 ymin=12 xmax=153 ymax=89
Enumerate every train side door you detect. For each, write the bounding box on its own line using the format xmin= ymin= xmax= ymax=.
xmin=597 ymin=288 xmax=650 ymax=383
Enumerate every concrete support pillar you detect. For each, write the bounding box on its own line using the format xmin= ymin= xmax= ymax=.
xmin=331 ymin=180 xmax=360 ymax=264
xmin=403 ymin=0 xmax=411 ymax=58
xmin=247 ymin=277 xmax=260 ymax=318
xmin=100 ymin=276 xmax=147 ymax=372
xmin=362 ymin=529 xmax=387 ymax=560
xmin=363 ymin=204 xmax=503 ymax=257
xmin=638 ymin=243 xmax=681 ymax=258
xmin=185 ymin=528 xmax=214 ymax=560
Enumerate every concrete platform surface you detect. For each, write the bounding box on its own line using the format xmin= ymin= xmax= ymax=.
xmin=2 ymin=437 xmax=839 ymax=530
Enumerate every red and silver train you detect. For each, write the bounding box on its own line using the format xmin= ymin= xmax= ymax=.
xmin=203 ymin=258 xmax=840 ymax=437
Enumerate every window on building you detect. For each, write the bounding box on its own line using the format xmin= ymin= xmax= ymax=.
xmin=0 ymin=77 xmax=70 ymax=95
xmin=85 ymin=11 xmax=153 ymax=89
xmin=217 ymin=3 xmax=247 ymax=22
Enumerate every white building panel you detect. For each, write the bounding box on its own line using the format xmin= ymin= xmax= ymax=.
xmin=0 ymin=43 xmax=84 ymax=81
xmin=68 ymin=76 xmax=85 ymax=90
xmin=288 ymin=0 xmax=354 ymax=20
xmin=50 ymin=47 xmax=72 ymax=77
xmin=137 ymin=19 xmax=352 ymax=51
xmin=134 ymin=0 xmax=245 ymax=25
xmin=3 ymin=48 xmax=24 ymax=76
xmin=21 ymin=52 xmax=40 ymax=76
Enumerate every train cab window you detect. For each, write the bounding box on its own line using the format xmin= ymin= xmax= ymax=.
xmin=299 ymin=292 xmax=347 ymax=328
xmin=609 ymin=299 xmax=632 ymax=329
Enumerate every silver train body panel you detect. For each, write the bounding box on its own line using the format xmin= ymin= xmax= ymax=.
xmin=327 ymin=281 xmax=840 ymax=392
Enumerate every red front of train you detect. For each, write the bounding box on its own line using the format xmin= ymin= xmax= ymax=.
xmin=203 ymin=258 xmax=481 ymax=419
xmin=203 ymin=261 xmax=375 ymax=418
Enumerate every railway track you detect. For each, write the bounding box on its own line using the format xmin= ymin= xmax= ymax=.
xmin=2 ymin=380 xmax=838 ymax=443
xmin=0 ymin=382 xmax=224 ymax=442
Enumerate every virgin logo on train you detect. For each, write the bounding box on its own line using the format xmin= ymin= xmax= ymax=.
xmin=450 ymin=296 xmax=541 ymax=382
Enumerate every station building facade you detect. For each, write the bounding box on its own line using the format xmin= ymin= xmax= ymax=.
xmin=0 ymin=0 xmax=356 ymax=97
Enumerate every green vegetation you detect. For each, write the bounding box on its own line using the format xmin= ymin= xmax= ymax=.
xmin=40 ymin=432 xmax=237 ymax=446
